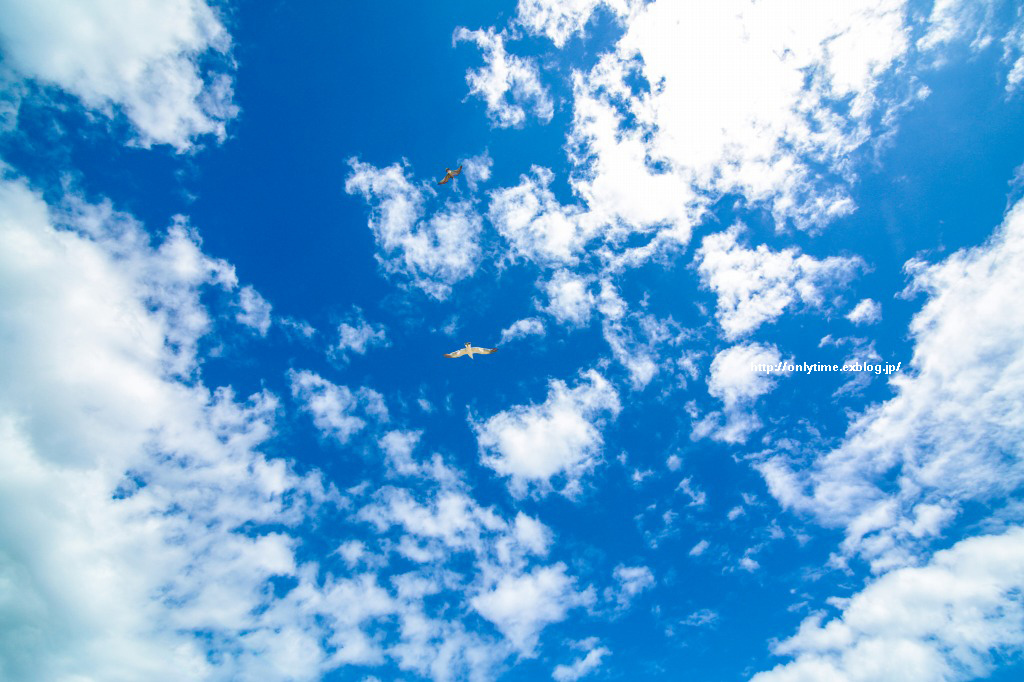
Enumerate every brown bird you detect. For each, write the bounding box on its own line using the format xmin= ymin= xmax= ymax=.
xmin=438 ymin=165 xmax=463 ymax=185
xmin=444 ymin=342 xmax=497 ymax=360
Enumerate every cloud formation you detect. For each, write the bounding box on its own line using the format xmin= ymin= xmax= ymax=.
xmin=758 ymin=198 xmax=1024 ymax=570
xmin=345 ymin=159 xmax=483 ymax=299
xmin=0 ymin=0 xmax=238 ymax=149
xmin=752 ymin=527 xmax=1024 ymax=682
xmin=454 ymin=27 xmax=553 ymax=128
xmin=476 ymin=370 xmax=621 ymax=497
xmin=697 ymin=226 xmax=863 ymax=339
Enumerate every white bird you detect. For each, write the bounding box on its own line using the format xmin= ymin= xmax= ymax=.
xmin=444 ymin=342 xmax=497 ymax=360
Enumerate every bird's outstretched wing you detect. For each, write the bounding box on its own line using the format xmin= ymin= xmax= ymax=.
xmin=454 ymin=165 xmax=463 ymax=176
xmin=470 ymin=347 xmax=497 ymax=355
xmin=438 ymin=174 xmax=450 ymax=185
xmin=444 ymin=347 xmax=468 ymax=358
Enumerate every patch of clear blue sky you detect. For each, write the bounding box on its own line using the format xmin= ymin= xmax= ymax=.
xmin=5 ymin=0 xmax=1024 ymax=678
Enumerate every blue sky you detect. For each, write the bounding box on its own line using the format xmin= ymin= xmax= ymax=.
xmin=2 ymin=1 xmax=1024 ymax=680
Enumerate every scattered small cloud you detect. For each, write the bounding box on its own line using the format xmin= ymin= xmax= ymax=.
xmin=846 ymin=298 xmax=882 ymax=325
xmin=235 ymin=285 xmax=272 ymax=336
xmin=476 ymin=369 xmax=621 ymax=497
xmin=500 ymin=316 xmax=546 ymax=344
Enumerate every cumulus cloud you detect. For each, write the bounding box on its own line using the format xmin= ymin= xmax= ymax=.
xmin=353 ymin=454 xmax=580 ymax=676
xmin=566 ymin=0 xmax=915 ymax=236
xmin=552 ymin=645 xmax=611 ymax=681
xmin=476 ymin=0 xmax=1024 ymax=277
xmin=751 ymin=527 xmax=1024 ymax=682
xmin=471 ymin=563 xmax=593 ymax=655
xmin=0 ymin=0 xmax=238 ymax=150
xmin=516 ymin=0 xmax=636 ymax=47
xmin=236 ymin=284 xmax=272 ymax=335
xmin=500 ymin=316 xmax=546 ymax=344
xmin=461 ymin=149 xmax=494 ymax=191
xmin=336 ymin=307 xmax=389 ymax=359
xmin=476 ymin=369 xmax=621 ymax=497
xmin=454 ymin=27 xmax=553 ymax=128
xmin=345 ymin=159 xmax=483 ymax=299
xmin=488 ymin=166 xmax=595 ymax=264
xmin=486 ymin=0 xmax=987 ymax=276
xmin=0 ymin=176 xmax=380 ymax=680
xmin=289 ymin=370 xmax=388 ymax=444
xmin=610 ymin=564 xmax=654 ymax=608
xmin=540 ymin=270 xmax=596 ymax=327
xmin=757 ymin=198 xmax=1024 ymax=570
xmin=694 ymin=343 xmax=782 ymax=443
xmin=696 ymin=226 xmax=863 ymax=339
xmin=846 ymin=298 xmax=882 ymax=325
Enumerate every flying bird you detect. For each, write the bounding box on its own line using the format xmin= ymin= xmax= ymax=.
xmin=444 ymin=342 xmax=497 ymax=360
xmin=438 ymin=165 xmax=463 ymax=185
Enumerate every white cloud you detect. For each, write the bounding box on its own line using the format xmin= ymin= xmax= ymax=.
xmin=676 ymin=477 xmax=706 ymax=507
xmin=471 ymin=563 xmax=593 ymax=655
xmin=567 ymin=0 xmax=913 ymax=236
xmin=480 ymin=0 xmax=1024 ymax=277
xmin=757 ymin=198 xmax=1024 ymax=570
xmin=689 ymin=540 xmax=710 ymax=557
xmin=336 ymin=307 xmax=389 ymax=358
xmin=336 ymin=540 xmax=367 ymax=568
xmin=695 ymin=343 xmax=781 ymax=444
xmin=0 ymin=176 xmax=394 ymax=680
xmin=552 ymin=646 xmax=610 ymax=682
xmin=476 ymin=369 xmax=620 ymax=497
xmin=540 ymin=270 xmax=596 ymax=327
xmin=289 ymin=370 xmax=388 ymax=444
xmin=236 ymin=284 xmax=272 ymax=336
xmin=461 ymin=149 xmax=494 ymax=191
xmin=696 ymin=226 xmax=862 ymax=340
xmin=516 ymin=0 xmax=636 ymax=47
xmin=279 ymin=316 xmax=316 ymax=340
xmin=751 ymin=527 xmax=1024 ymax=682
xmin=488 ymin=166 xmax=595 ymax=264
xmin=681 ymin=608 xmax=718 ymax=627
xmin=601 ymin=307 xmax=683 ymax=390
xmin=0 ymin=0 xmax=237 ymax=150
xmin=377 ymin=429 xmax=423 ymax=477
xmin=611 ymin=564 xmax=654 ymax=607
xmin=359 ymin=487 xmax=504 ymax=558
xmin=708 ymin=342 xmax=778 ymax=405
xmin=500 ymin=316 xmax=546 ymax=344
xmin=846 ymin=298 xmax=882 ymax=325
xmin=345 ymin=159 xmax=483 ymax=299
xmin=454 ymin=27 xmax=553 ymax=128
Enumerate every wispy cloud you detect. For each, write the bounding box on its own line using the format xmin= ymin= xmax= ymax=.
xmin=696 ymin=225 xmax=863 ymax=340
xmin=758 ymin=198 xmax=1024 ymax=571
xmin=236 ymin=284 xmax=272 ymax=336
xmin=345 ymin=159 xmax=483 ymax=299
xmin=454 ymin=27 xmax=553 ymax=128
xmin=335 ymin=307 xmax=389 ymax=359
